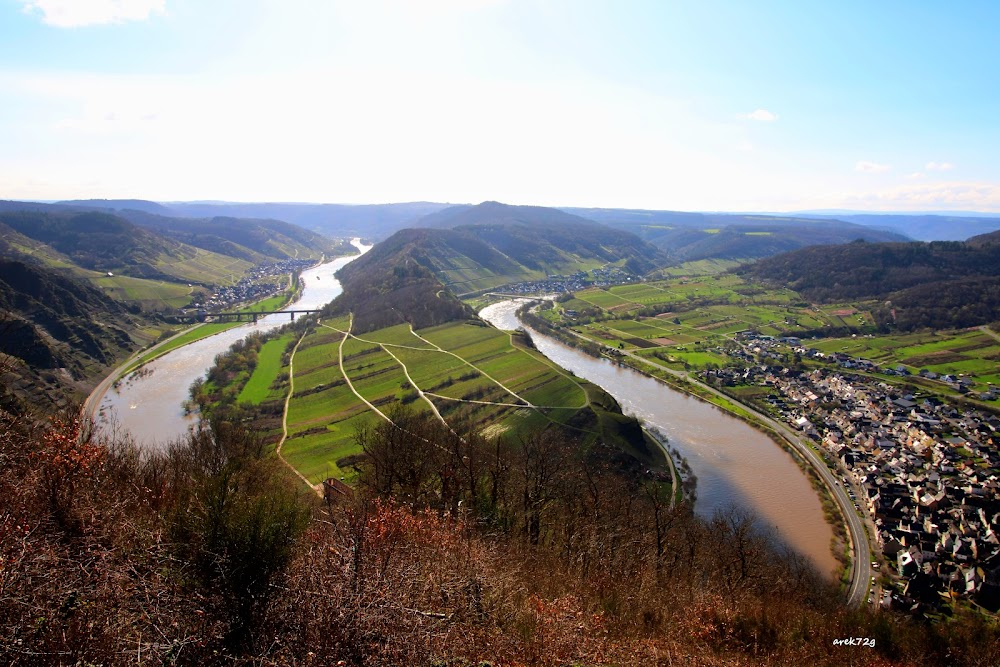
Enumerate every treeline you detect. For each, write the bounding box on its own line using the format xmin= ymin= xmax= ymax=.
xmin=3 ymin=407 xmax=999 ymax=665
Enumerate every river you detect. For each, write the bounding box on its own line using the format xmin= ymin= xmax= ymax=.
xmin=479 ymin=299 xmax=838 ymax=578
xmin=96 ymin=239 xmax=372 ymax=449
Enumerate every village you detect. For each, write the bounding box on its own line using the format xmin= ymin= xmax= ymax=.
xmin=702 ymin=338 xmax=1000 ymax=615
xmin=188 ymin=258 xmax=315 ymax=311
xmin=496 ymin=265 xmax=638 ymax=296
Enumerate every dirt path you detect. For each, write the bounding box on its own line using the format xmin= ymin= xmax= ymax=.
xmin=275 ymin=330 xmax=323 ymax=496
xmin=980 ymin=325 xmax=1000 ymax=343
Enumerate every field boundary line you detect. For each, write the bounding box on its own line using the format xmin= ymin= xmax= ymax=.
xmin=276 ymin=329 xmax=323 ymax=496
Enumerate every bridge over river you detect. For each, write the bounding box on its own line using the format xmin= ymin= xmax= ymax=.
xmin=164 ymin=308 xmax=321 ymax=324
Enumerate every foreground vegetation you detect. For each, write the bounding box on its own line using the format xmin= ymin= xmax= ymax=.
xmin=2 ymin=408 xmax=997 ymax=665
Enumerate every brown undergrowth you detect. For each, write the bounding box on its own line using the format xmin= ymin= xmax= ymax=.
xmin=0 ymin=408 xmax=997 ymax=665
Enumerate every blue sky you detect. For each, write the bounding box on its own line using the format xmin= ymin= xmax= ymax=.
xmin=2 ymin=0 xmax=999 ymax=212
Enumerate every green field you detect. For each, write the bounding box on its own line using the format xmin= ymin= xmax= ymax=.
xmin=238 ymin=333 xmax=296 ymax=404
xmin=250 ymin=317 xmax=600 ymax=485
xmin=811 ymin=329 xmax=1000 ymax=391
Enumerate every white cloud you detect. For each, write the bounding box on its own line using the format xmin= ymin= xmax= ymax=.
xmin=18 ymin=0 xmax=165 ymax=28
xmin=745 ymin=109 xmax=778 ymax=122
xmin=904 ymin=172 xmax=924 ymax=180
xmin=925 ymin=161 xmax=955 ymax=171
xmin=855 ymin=160 xmax=891 ymax=173
xmin=829 ymin=181 xmax=1000 ymax=212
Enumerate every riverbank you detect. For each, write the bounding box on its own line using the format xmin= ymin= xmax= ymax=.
xmin=89 ymin=242 xmax=369 ymax=448
xmin=488 ymin=298 xmax=846 ymax=585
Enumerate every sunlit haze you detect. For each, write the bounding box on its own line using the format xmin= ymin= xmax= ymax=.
xmin=3 ymin=0 xmax=999 ymax=212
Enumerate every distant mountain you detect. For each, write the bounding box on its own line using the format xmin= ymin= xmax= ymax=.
xmin=161 ymin=201 xmax=450 ymax=240
xmin=792 ymin=213 xmax=1000 ymax=241
xmin=561 ymin=208 xmax=909 ymax=262
xmin=58 ymin=198 xmax=176 ymax=215
xmin=739 ymin=231 xmax=1000 ymax=330
xmin=54 ymin=200 xmax=343 ymax=261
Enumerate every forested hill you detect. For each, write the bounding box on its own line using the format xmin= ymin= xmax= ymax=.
xmin=739 ymin=231 xmax=1000 ymax=330
xmin=53 ymin=200 xmax=343 ymax=261
xmin=0 ymin=209 xmax=196 ymax=277
xmin=416 ymin=201 xmax=668 ymax=281
xmin=324 ymin=229 xmax=476 ymax=333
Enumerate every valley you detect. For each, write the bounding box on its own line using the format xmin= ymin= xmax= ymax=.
xmin=3 ymin=198 xmax=999 ymax=666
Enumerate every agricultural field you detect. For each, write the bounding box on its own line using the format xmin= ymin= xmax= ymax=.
xmin=154 ymin=248 xmax=253 ymax=286
xmin=237 ymin=333 xmax=295 ymax=404
xmin=262 ymin=317 xmax=596 ymax=485
xmin=90 ymin=272 xmax=199 ymax=310
xmin=812 ymin=329 xmax=1000 ymax=391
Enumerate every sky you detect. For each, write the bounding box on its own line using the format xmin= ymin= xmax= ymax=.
xmin=2 ymin=0 xmax=1000 ymax=212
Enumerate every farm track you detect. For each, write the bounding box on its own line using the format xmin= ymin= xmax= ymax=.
xmin=276 ymin=330 xmax=324 ymax=496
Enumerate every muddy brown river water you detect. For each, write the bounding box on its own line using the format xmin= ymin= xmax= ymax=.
xmin=479 ymin=299 xmax=838 ymax=578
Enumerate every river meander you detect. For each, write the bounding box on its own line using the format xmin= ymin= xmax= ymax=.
xmin=98 ymin=253 xmax=836 ymax=577
xmin=479 ymin=299 xmax=838 ymax=578
xmin=96 ymin=240 xmax=372 ymax=449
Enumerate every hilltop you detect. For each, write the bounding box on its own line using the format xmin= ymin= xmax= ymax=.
xmin=739 ymin=231 xmax=1000 ymax=330
xmin=60 ymin=198 xmax=449 ymax=240
xmin=53 ymin=200 xmax=345 ymax=263
xmin=338 ymin=202 xmax=667 ymax=299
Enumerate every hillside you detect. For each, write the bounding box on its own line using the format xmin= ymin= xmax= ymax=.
xmin=56 ymin=200 xmax=345 ymax=261
xmin=739 ymin=232 xmax=1000 ymax=330
xmin=0 ymin=259 xmax=139 ymax=411
xmin=324 ymin=230 xmax=477 ymax=333
xmin=796 ymin=212 xmax=1000 ymax=241
xmin=414 ymin=202 xmax=668 ymax=291
xmin=563 ymin=207 xmax=909 ymax=261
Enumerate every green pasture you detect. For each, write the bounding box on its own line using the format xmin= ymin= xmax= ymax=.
xmin=575 ymin=288 xmax=636 ymax=309
xmin=238 ymin=333 xmax=295 ymax=405
xmin=91 ymin=273 xmax=196 ymax=309
xmin=810 ymin=329 xmax=1000 ymax=390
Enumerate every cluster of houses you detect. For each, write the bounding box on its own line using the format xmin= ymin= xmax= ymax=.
xmin=499 ymin=267 xmax=637 ymax=295
xmin=189 ymin=258 xmax=314 ymax=310
xmin=703 ymin=360 xmax=1000 ymax=614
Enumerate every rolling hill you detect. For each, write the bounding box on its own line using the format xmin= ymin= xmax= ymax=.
xmin=56 ymin=200 xmax=346 ymax=262
xmin=60 ymin=199 xmax=449 ymax=240
xmin=331 ymin=202 xmax=668 ymax=305
xmin=562 ymin=208 xmax=910 ymax=262
xmin=739 ymin=231 xmax=1000 ymax=330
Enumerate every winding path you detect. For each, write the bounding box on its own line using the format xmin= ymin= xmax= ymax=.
xmin=275 ymin=331 xmax=323 ymax=496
